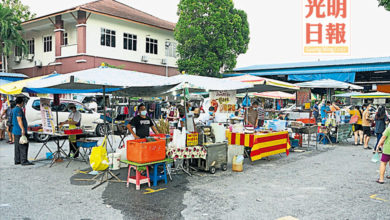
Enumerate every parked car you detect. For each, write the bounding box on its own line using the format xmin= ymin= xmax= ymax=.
xmin=26 ymin=97 xmax=105 ymax=142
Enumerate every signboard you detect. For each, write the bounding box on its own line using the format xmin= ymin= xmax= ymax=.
xmin=186 ymin=133 xmax=199 ymax=146
xmin=296 ymin=88 xmax=311 ymax=107
xmin=337 ymin=124 xmax=352 ymax=142
xmin=209 ymin=90 xmax=237 ymax=113
xmin=303 ymin=0 xmax=351 ymax=55
xmin=40 ymin=98 xmax=55 ymax=134
xmin=374 ymin=99 xmax=386 ymax=105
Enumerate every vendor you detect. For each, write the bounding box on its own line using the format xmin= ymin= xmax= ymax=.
xmin=59 ymin=103 xmax=81 ymax=158
xmin=245 ymin=101 xmax=259 ymax=127
xmin=126 ymin=103 xmax=159 ymax=139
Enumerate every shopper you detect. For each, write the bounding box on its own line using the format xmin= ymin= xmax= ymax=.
xmin=245 ymin=101 xmax=259 ymax=127
xmin=5 ymin=101 xmax=15 ymax=144
xmin=374 ymin=106 xmax=387 ymax=152
xmin=126 ymin=103 xmax=159 ymax=139
xmin=362 ymin=103 xmax=373 ymax=150
xmin=12 ymin=97 xmax=34 ymax=166
xmin=349 ymin=106 xmax=363 ymax=146
xmin=0 ymin=97 xmax=7 ymax=141
xmin=375 ymin=126 xmax=390 ymax=184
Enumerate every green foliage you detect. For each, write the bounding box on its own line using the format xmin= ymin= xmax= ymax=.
xmin=175 ymin=0 xmax=250 ymax=77
xmin=0 ymin=4 xmax=27 ymax=57
xmin=378 ymin=0 xmax=390 ymax=11
xmin=1 ymin=0 xmax=36 ymax=21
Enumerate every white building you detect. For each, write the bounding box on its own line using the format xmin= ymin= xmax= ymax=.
xmin=9 ymin=0 xmax=179 ymax=77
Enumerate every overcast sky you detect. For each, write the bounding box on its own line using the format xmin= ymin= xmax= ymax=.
xmin=21 ymin=0 xmax=390 ymax=68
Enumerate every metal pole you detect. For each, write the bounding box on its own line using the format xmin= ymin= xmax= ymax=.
xmin=103 ymin=86 xmax=107 ymax=135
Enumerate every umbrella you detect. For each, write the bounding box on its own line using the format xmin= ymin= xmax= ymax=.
xmin=167 ymin=74 xmax=252 ymax=93
xmin=0 ymin=73 xmax=58 ymax=95
xmin=0 ymin=79 xmax=12 ymax=86
xmin=253 ymin=91 xmax=295 ymax=100
xmin=351 ymin=92 xmax=390 ymax=99
xmin=295 ymin=79 xmax=363 ymax=90
xmin=225 ymin=74 xmax=299 ymax=93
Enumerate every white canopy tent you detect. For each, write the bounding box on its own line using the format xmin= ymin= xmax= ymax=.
xmin=295 ymin=79 xmax=364 ymax=90
xmin=166 ymin=74 xmax=253 ymax=93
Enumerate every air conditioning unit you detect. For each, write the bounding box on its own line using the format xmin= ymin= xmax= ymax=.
xmin=141 ymin=55 xmax=148 ymax=62
xmin=161 ymin=58 xmax=167 ymax=65
xmin=34 ymin=60 xmax=42 ymax=67
xmin=27 ymin=54 xmax=34 ymax=61
xmin=14 ymin=56 xmax=21 ymax=63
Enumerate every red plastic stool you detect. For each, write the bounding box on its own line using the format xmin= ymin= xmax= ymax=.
xmin=127 ymin=165 xmax=150 ymax=190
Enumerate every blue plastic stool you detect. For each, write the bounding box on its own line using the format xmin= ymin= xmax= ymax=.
xmin=150 ymin=162 xmax=168 ymax=187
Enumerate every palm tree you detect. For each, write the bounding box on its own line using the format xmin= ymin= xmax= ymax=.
xmin=378 ymin=0 xmax=390 ymax=11
xmin=0 ymin=4 xmax=27 ymax=72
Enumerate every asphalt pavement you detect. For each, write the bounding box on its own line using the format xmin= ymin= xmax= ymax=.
xmin=0 ymin=135 xmax=389 ymax=220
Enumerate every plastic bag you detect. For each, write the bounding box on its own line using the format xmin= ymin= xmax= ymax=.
xmin=371 ymin=152 xmax=380 ymax=163
xmin=19 ymin=135 xmax=28 ymax=144
xmin=89 ymin=137 xmax=109 ymax=171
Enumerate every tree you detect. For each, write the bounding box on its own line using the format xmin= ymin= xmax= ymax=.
xmin=378 ymin=0 xmax=390 ymax=11
xmin=0 ymin=4 xmax=27 ymax=72
xmin=1 ymin=0 xmax=36 ymax=21
xmin=175 ymin=0 xmax=250 ymax=77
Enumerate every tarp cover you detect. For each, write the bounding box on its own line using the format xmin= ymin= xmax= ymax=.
xmin=25 ymin=67 xmax=179 ymax=95
xmin=225 ymin=74 xmax=299 ymax=93
xmin=295 ymin=79 xmax=363 ymax=90
xmin=288 ymin=72 xmax=356 ymax=83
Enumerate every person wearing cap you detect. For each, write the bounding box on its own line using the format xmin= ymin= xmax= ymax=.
xmin=59 ymin=103 xmax=82 ymax=158
xmin=126 ymin=103 xmax=159 ymax=139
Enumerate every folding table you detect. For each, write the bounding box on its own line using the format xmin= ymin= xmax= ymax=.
xmin=33 ymin=132 xmax=71 ymax=167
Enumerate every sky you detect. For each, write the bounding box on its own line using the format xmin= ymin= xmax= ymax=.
xmin=20 ymin=0 xmax=390 ymax=68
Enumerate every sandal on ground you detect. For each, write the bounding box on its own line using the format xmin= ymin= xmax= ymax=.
xmin=376 ymin=179 xmax=384 ymax=184
xmin=386 ymin=176 xmax=390 ymax=179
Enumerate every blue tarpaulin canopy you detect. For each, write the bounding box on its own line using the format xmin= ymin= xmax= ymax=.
xmin=288 ymin=72 xmax=356 ymax=83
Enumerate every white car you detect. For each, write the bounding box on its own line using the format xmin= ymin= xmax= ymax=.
xmin=26 ymin=97 xmax=105 ymax=142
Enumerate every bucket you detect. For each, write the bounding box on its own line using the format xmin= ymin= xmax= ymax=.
xmin=232 ymin=155 xmax=243 ymax=172
xmin=112 ymin=153 xmax=121 ymax=170
xmin=46 ymin=152 xmax=53 ymax=159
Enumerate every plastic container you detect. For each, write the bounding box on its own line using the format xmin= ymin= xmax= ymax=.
xmin=64 ymin=129 xmax=83 ymax=135
xmin=232 ymin=155 xmax=243 ymax=172
xmin=126 ymin=138 xmax=166 ymax=163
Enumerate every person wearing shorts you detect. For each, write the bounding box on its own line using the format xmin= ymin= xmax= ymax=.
xmin=349 ymin=106 xmax=363 ymax=146
xmin=362 ymin=104 xmax=372 ymax=149
xmin=375 ymin=126 xmax=390 ymax=184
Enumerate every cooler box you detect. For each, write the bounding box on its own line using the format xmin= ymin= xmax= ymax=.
xmin=126 ymin=138 xmax=166 ymax=163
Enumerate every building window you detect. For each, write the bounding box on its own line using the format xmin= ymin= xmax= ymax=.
xmin=62 ymin=32 xmax=68 ymax=46
xmin=101 ymin=28 xmax=116 ymax=47
xmin=14 ymin=46 xmax=22 ymax=56
xmin=27 ymin=39 xmax=34 ymax=54
xmin=44 ymin=36 xmax=52 ymax=52
xmin=165 ymin=41 xmax=177 ymax=58
xmin=146 ymin=37 xmax=158 ymax=54
xmin=123 ymin=33 xmax=137 ymax=51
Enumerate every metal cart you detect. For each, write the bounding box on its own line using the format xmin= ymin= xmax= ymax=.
xmin=197 ymin=142 xmax=228 ymax=174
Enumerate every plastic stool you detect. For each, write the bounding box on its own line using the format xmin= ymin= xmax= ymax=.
xmin=150 ymin=162 xmax=168 ymax=187
xmin=127 ymin=165 xmax=150 ymax=190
